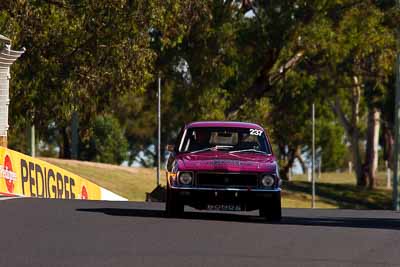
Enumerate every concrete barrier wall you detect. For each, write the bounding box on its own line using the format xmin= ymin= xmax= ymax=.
xmin=0 ymin=147 xmax=127 ymax=201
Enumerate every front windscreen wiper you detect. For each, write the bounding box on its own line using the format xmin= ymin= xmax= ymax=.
xmin=190 ymin=145 xmax=233 ymax=154
xmin=229 ymin=149 xmax=268 ymax=154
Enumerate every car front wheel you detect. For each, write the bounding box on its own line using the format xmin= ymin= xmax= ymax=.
xmin=259 ymin=192 xmax=282 ymax=221
xmin=165 ymin=186 xmax=184 ymax=217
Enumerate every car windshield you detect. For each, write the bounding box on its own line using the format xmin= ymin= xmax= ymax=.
xmin=178 ymin=127 xmax=271 ymax=154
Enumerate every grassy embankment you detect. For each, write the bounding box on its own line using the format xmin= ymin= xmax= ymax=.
xmin=283 ymin=172 xmax=392 ymax=209
xmin=42 ymin=158 xmax=165 ymax=201
xmin=42 ymin=157 xmax=392 ymax=209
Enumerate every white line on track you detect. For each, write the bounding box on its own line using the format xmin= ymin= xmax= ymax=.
xmin=0 ymin=196 xmax=21 ymax=201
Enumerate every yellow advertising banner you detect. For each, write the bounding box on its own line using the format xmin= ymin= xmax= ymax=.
xmin=0 ymin=147 xmax=126 ymax=201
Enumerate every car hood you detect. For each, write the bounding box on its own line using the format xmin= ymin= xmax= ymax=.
xmin=176 ymin=151 xmax=277 ymax=173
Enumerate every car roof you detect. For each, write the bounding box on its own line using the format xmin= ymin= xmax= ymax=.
xmin=186 ymin=121 xmax=264 ymax=131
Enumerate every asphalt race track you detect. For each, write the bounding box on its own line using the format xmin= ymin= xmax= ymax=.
xmin=1 ymin=198 xmax=400 ymax=267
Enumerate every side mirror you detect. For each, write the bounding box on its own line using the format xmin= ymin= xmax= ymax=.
xmin=166 ymin=144 xmax=175 ymax=152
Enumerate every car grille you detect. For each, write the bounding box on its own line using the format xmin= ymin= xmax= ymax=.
xmin=196 ymin=173 xmax=258 ymax=188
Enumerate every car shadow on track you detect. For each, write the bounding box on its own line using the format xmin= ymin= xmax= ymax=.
xmin=76 ymin=208 xmax=400 ymax=230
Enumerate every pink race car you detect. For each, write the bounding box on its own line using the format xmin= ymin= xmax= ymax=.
xmin=165 ymin=121 xmax=282 ymax=221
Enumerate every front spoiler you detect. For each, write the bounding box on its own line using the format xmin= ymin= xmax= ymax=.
xmin=170 ymin=185 xmax=281 ymax=192
xmin=169 ymin=186 xmax=281 ymax=211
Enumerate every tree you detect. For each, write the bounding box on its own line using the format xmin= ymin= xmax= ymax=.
xmin=1 ymin=0 xmax=196 ymax=159
xmin=299 ymin=0 xmax=396 ymax=187
xmin=117 ymin=0 xmax=354 ymax=173
xmin=225 ymin=0 xmax=323 ymax=117
xmin=79 ymin=115 xmax=128 ymax=164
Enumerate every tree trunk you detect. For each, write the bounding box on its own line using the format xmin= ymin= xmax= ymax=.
xmin=160 ymin=146 xmax=166 ymax=168
xmin=60 ymin=126 xmax=71 ymax=159
xmin=330 ymin=78 xmax=366 ymax=187
xmin=331 ymin=100 xmax=365 ymax=185
xmin=382 ymin=123 xmax=394 ymax=169
xmin=363 ymin=108 xmax=381 ymax=189
xmin=350 ymin=130 xmax=365 ymax=186
xmin=280 ymin=146 xmax=298 ymax=181
xmin=296 ymin=154 xmax=308 ymax=174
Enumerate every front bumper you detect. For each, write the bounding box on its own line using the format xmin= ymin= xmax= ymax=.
xmin=169 ymin=186 xmax=281 ymax=211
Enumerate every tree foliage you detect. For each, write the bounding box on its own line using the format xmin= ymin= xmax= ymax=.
xmin=0 ymin=0 xmax=398 ymax=188
xmin=79 ymin=114 xmax=128 ymax=164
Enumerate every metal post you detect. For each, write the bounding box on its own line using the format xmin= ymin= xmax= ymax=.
xmin=386 ymin=161 xmax=391 ymax=189
xmin=312 ymin=103 xmax=316 ymax=208
xmin=393 ymin=0 xmax=400 ymax=211
xmin=157 ymin=77 xmax=161 ymax=186
xmin=31 ymin=124 xmax=35 ymax=157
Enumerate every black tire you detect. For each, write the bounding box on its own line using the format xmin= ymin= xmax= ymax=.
xmin=259 ymin=192 xmax=282 ymax=221
xmin=165 ymin=186 xmax=184 ymax=217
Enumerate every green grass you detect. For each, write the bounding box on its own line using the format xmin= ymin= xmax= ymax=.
xmin=41 ymin=158 xmax=160 ymax=201
xmin=282 ymin=181 xmax=391 ymax=209
xmin=282 ymin=189 xmax=338 ymax=209
xmin=285 ymin=172 xmax=392 ymax=209
xmin=41 ymin=157 xmax=393 ymax=209
xmin=292 ymin=171 xmax=391 ymax=186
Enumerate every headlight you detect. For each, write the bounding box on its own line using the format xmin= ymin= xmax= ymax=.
xmin=179 ymin=172 xmax=193 ymax=185
xmin=261 ymin=175 xmax=275 ymax=187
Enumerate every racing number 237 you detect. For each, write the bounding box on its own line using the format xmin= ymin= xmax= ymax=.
xmin=250 ymin=129 xmax=263 ymax=136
